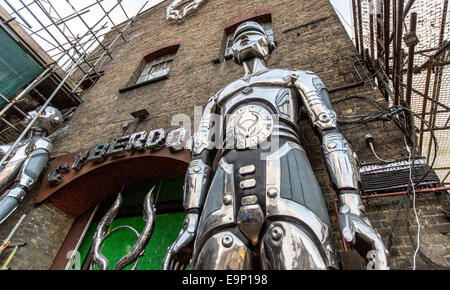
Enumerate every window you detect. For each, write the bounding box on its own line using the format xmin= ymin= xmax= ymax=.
xmin=136 ymin=53 xmax=175 ymax=84
xmin=119 ymin=42 xmax=181 ymax=93
xmin=224 ymin=22 xmax=274 ymax=59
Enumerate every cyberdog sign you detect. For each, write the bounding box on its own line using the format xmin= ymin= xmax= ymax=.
xmin=48 ymin=127 xmax=187 ymax=186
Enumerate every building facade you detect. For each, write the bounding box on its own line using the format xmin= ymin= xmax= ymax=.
xmin=0 ymin=0 xmax=448 ymax=270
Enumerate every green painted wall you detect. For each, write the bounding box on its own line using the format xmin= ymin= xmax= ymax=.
xmin=75 ymin=178 xmax=185 ymax=270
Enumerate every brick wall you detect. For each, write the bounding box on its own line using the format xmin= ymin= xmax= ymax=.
xmin=2 ymin=0 xmax=447 ymax=269
xmin=0 ymin=181 xmax=73 ymax=270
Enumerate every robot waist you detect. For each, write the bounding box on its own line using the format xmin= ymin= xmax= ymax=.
xmin=222 ymin=121 xmax=301 ymax=151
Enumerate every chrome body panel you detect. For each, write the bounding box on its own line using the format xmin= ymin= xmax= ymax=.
xmin=260 ymin=221 xmax=328 ymax=270
xmin=192 ymin=231 xmax=253 ymax=270
xmin=194 ymin=158 xmax=235 ymax=249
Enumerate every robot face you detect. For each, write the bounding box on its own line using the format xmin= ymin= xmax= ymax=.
xmin=231 ymin=21 xmax=274 ymax=65
xmin=25 ymin=106 xmax=63 ymax=135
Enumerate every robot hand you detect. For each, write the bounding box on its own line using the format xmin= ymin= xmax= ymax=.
xmin=167 ymin=9 xmax=181 ymax=20
xmin=339 ymin=204 xmax=389 ymax=270
xmin=162 ymin=213 xmax=198 ymax=270
xmin=183 ymin=0 xmax=202 ymax=16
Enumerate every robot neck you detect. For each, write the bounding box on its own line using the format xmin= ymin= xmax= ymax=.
xmin=30 ymin=128 xmax=47 ymax=139
xmin=242 ymin=57 xmax=267 ymax=76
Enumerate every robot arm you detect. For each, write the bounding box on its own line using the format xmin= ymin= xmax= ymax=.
xmin=0 ymin=144 xmax=12 ymax=157
xmin=293 ymin=71 xmax=388 ymax=269
xmin=0 ymin=138 xmax=53 ymax=224
xmin=183 ymin=95 xmax=218 ymax=213
xmin=163 ymin=96 xmax=218 ymax=270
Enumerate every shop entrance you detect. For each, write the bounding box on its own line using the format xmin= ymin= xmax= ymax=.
xmin=72 ymin=178 xmax=185 ymax=270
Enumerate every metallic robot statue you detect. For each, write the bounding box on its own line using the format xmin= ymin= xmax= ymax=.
xmin=0 ymin=106 xmax=62 ymax=224
xmin=163 ymin=21 xmax=388 ymax=270
xmin=166 ymin=0 xmax=207 ymax=21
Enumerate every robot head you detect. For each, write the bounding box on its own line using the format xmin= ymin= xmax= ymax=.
xmin=25 ymin=106 xmax=63 ymax=135
xmin=231 ymin=21 xmax=275 ymax=66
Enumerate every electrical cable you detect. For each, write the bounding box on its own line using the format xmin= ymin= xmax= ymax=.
xmin=386 ymin=108 xmax=438 ymax=249
xmin=384 ymin=107 xmax=443 ymax=270
xmin=322 ymin=94 xmax=443 ymax=267
xmin=399 ymin=107 xmax=450 ymax=269
xmin=403 ymin=125 xmax=420 ymax=270
xmin=369 ymin=141 xmax=396 ymax=163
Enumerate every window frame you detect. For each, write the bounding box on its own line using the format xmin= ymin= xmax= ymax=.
xmin=136 ymin=53 xmax=175 ymax=85
xmin=119 ymin=43 xmax=180 ymax=93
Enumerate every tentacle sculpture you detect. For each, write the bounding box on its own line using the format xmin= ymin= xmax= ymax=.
xmin=90 ymin=187 xmax=156 ymax=270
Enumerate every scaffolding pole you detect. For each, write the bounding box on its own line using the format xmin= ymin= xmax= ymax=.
xmin=0 ymin=53 xmax=85 ymax=170
xmin=71 ymin=1 xmax=149 ymax=94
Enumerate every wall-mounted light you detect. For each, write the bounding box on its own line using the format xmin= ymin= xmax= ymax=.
xmin=131 ymin=109 xmax=149 ymax=121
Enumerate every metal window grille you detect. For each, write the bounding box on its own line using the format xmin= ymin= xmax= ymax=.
xmin=137 ymin=53 xmax=175 ymax=84
xmin=224 ymin=22 xmax=274 ymax=58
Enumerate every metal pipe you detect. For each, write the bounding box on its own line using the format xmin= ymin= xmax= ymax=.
xmin=29 ymin=1 xmax=102 ymax=36
xmin=418 ymin=60 xmax=433 ymax=154
xmin=405 ymin=13 xmax=417 ymax=107
xmin=30 ymin=9 xmax=91 ymax=36
xmin=63 ymin=0 xmax=128 ymax=60
xmin=375 ymin=0 xmax=383 ymax=60
xmin=3 ymin=0 xmax=33 ymax=29
xmin=1 ymin=245 xmax=19 ymax=270
xmin=0 ymin=54 xmax=85 ymax=170
xmin=0 ymin=118 xmax=21 ymax=134
xmin=17 ymin=0 xmax=66 ymax=54
xmin=95 ymin=0 xmax=126 ymax=42
xmin=63 ymin=0 xmax=112 ymax=60
xmin=17 ymin=0 xmax=90 ymax=78
xmin=329 ymin=57 xmax=365 ymax=93
xmin=361 ymin=186 xmax=450 ymax=199
xmin=423 ymin=126 xmax=450 ymax=132
xmin=442 ymin=171 xmax=450 ymax=184
xmin=369 ymin=0 xmax=375 ymax=59
xmin=0 ymin=214 xmax=26 ymax=257
xmin=357 ymin=0 xmax=365 ymax=56
xmin=414 ymin=41 xmax=450 ymax=73
xmin=0 ymin=93 xmax=27 ymax=117
xmin=393 ymin=0 xmax=404 ymax=105
xmin=352 ymin=0 xmax=360 ymax=52
xmin=71 ymin=1 xmax=149 ymax=93
xmin=0 ymin=68 xmax=52 ymax=120
xmin=34 ymin=1 xmax=89 ymax=58
xmin=384 ymin=0 xmax=390 ymax=73
xmin=117 ymin=0 xmax=130 ymax=21
xmin=33 ymin=0 xmax=98 ymax=80
xmin=388 ymin=0 xmax=416 ymax=44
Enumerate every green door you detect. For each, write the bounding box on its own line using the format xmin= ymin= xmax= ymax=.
xmin=75 ymin=178 xmax=185 ymax=270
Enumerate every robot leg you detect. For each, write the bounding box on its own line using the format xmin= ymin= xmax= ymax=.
xmin=0 ymin=146 xmax=51 ymax=224
xmin=259 ymin=220 xmax=328 ymax=270
xmin=192 ymin=229 xmax=253 ymax=270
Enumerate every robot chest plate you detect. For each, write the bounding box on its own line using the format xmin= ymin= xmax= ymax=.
xmin=225 ymin=104 xmax=274 ymax=149
xmin=219 ymin=86 xmax=300 ymax=149
xmin=219 ymin=86 xmax=300 ymax=124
